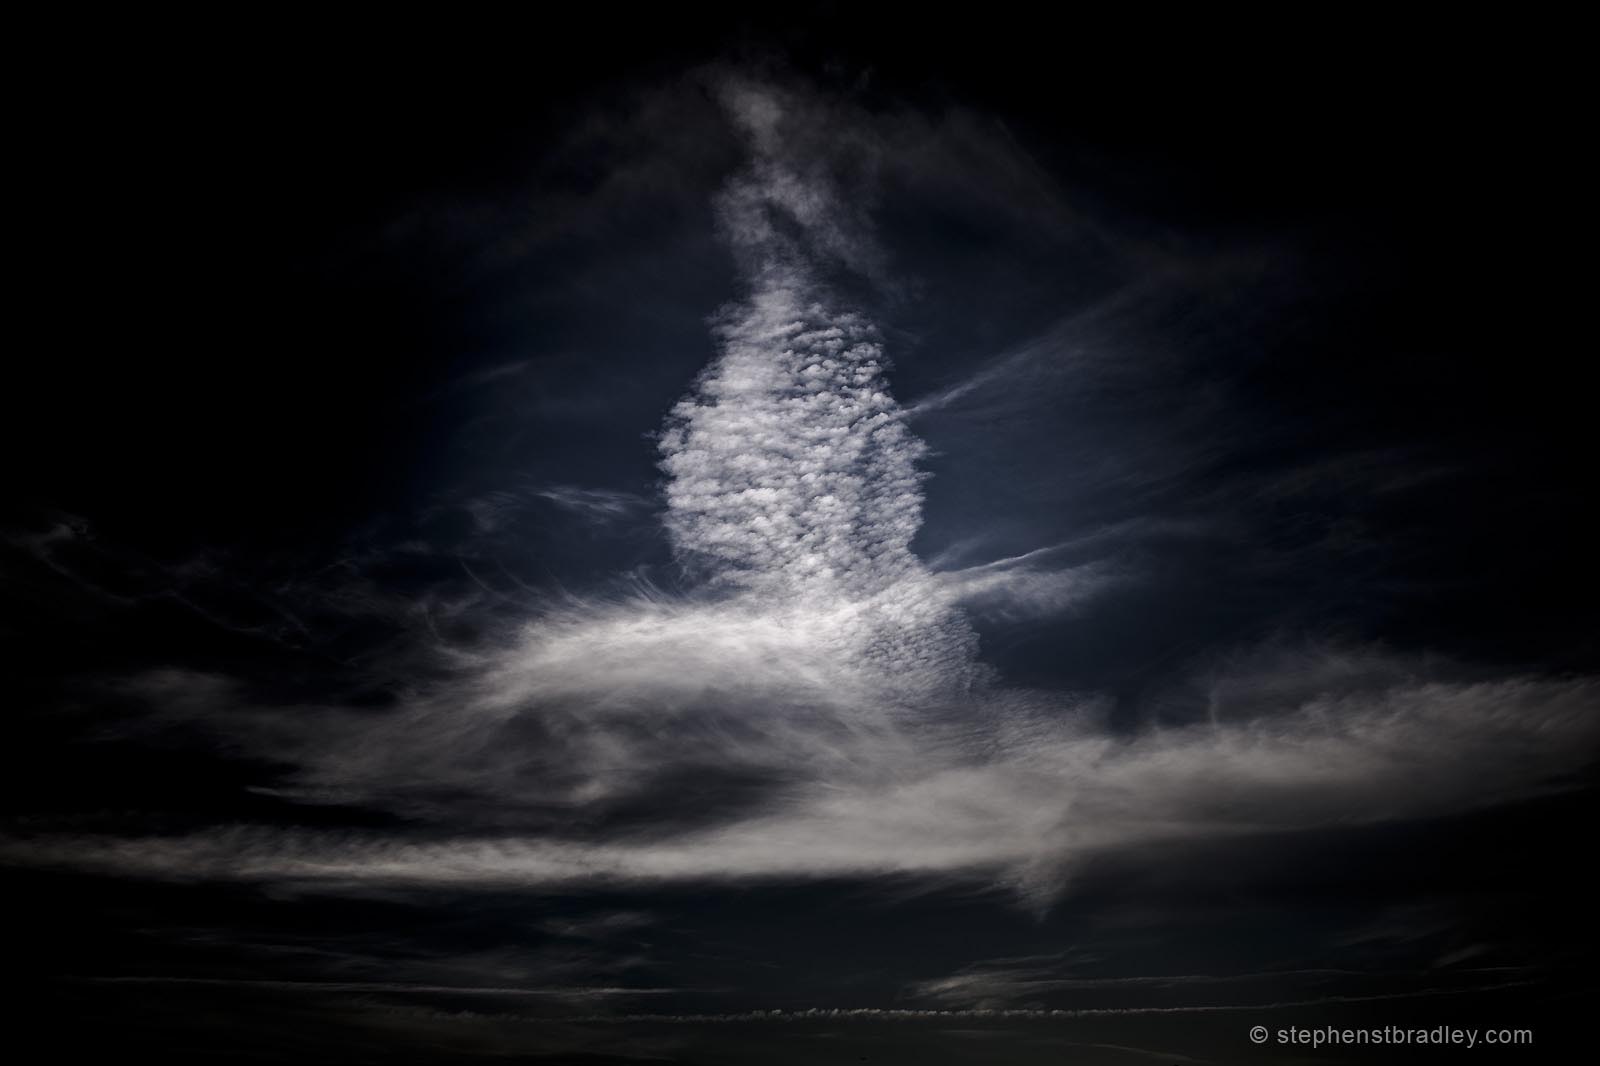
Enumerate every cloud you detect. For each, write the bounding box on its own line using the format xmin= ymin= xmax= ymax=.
xmin=530 ymin=485 xmax=651 ymax=523
xmin=546 ymin=976 xmax=1540 ymax=1023
xmin=711 ymin=75 xmax=890 ymax=284
xmin=6 ymin=79 xmax=1597 ymax=915
xmin=11 ymin=642 xmax=1595 ymax=906
xmin=904 ymin=950 xmax=1530 ymax=1012
xmin=937 ymin=550 xmax=1117 ymax=624
xmin=70 ymin=976 xmax=672 ymax=999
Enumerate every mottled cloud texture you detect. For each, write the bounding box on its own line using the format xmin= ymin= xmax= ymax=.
xmin=5 ymin=78 xmax=1596 ymax=907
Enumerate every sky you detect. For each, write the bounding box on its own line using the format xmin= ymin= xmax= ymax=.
xmin=5 ymin=11 xmax=1596 ymax=1064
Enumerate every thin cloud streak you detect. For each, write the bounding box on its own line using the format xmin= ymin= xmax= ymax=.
xmin=553 ymin=979 xmax=1543 ymax=1023
xmin=69 ymin=976 xmax=673 ymax=998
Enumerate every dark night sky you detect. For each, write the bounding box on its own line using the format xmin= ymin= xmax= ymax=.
xmin=5 ymin=10 xmax=1596 ymax=1064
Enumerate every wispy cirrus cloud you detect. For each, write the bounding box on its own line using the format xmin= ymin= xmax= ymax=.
xmin=530 ymin=485 xmax=651 ymax=523
xmin=70 ymin=976 xmax=673 ymax=999
xmin=13 ymin=642 xmax=1595 ymax=905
